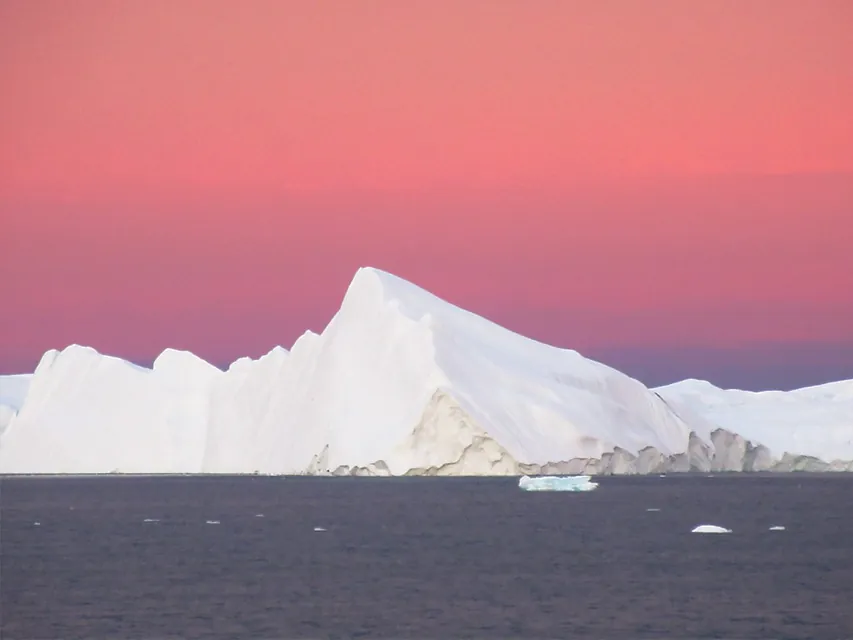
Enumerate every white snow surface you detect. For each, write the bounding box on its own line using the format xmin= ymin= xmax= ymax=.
xmin=1 ymin=266 xmax=851 ymax=475
xmin=0 ymin=347 xmax=222 ymax=473
xmin=0 ymin=374 xmax=32 ymax=411
xmin=0 ymin=374 xmax=33 ymax=437
xmin=655 ymin=378 xmax=853 ymax=462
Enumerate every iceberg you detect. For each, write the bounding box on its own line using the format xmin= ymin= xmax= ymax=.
xmin=1 ymin=266 xmax=852 ymax=475
xmin=518 ymin=475 xmax=599 ymax=492
xmin=691 ymin=524 xmax=732 ymax=534
xmin=1 ymin=268 xmax=698 ymax=475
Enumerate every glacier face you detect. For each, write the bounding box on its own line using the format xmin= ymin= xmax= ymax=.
xmin=1 ymin=267 xmax=851 ymax=475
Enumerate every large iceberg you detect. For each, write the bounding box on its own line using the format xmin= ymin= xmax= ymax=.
xmin=1 ymin=266 xmax=852 ymax=475
xmin=199 ymin=267 xmax=695 ymax=475
xmin=518 ymin=475 xmax=599 ymax=492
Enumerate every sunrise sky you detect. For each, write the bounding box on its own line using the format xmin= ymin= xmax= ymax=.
xmin=1 ymin=0 xmax=851 ymax=388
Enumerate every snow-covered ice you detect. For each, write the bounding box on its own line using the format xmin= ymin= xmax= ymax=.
xmin=1 ymin=266 xmax=852 ymax=476
xmin=0 ymin=373 xmax=31 ymax=411
xmin=656 ymin=378 xmax=853 ymax=462
xmin=518 ymin=475 xmax=599 ymax=492
xmin=0 ymin=347 xmax=222 ymax=474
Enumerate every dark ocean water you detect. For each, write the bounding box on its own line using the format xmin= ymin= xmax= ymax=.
xmin=2 ymin=474 xmax=852 ymax=640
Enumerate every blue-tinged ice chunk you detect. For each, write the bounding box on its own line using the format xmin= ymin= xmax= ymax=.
xmin=518 ymin=475 xmax=599 ymax=492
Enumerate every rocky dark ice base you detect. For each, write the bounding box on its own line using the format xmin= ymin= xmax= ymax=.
xmin=323 ymin=425 xmax=853 ymax=477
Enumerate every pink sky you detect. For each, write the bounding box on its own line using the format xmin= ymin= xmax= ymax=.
xmin=1 ymin=0 xmax=851 ymax=387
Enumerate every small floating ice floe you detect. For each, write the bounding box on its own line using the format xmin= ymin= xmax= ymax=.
xmin=646 ymin=508 xmax=661 ymax=512
xmin=143 ymin=518 xmax=160 ymax=523
xmin=313 ymin=526 xmax=327 ymax=532
xmin=254 ymin=514 xmax=265 ymax=518
xmin=206 ymin=520 xmax=220 ymax=525
xmin=768 ymin=525 xmax=786 ymax=531
xmin=518 ymin=475 xmax=598 ymax=492
xmin=33 ymin=522 xmax=41 ymax=526
xmin=692 ymin=524 xmax=732 ymax=534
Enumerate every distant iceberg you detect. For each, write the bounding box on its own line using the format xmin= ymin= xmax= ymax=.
xmin=691 ymin=524 xmax=731 ymax=534
xmin=518 ymin=475 xmax=599 ymax=492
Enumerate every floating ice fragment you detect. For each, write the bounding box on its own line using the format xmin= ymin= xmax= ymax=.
xmin=768 ymin=525 xmax=786 ymax=531
xmin=255 ymin=514 xmax=265 ymax=518
xmin=646 ymin=508 xmax=661 ymax=512
xmin=143 ymin=518 xmax=159 ymax=523
xmin=692 ymin=524 xmax=731 ymax=534
xmin=33 ymin=522 xmax=40 ymax=526
xmin=206 ymin=520 xmax=220 ymax=525
xmin=313 ymin=526 xmax=327 ymax=532
xmin=518 ymin=475 xmax=598 ymax=492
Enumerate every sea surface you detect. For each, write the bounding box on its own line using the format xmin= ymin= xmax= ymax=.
xmin=2 ymin=474 xmax=852 ymax=639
